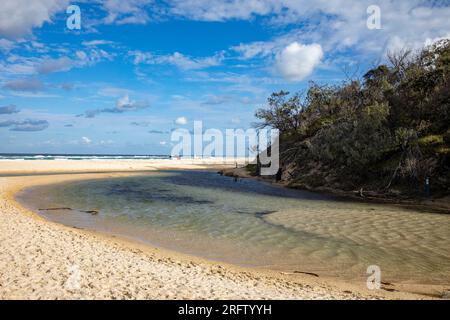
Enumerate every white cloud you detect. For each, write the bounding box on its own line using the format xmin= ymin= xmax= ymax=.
xmin=9 ymin=92 xmax=58 ymax=98
xmin=424 ymin=33 xmax=450 ymax=48
xmin=0 ymin=0 xmax=69 ymax=39
xmin=0 ymin=48 xmax=114 ymax=79
xmin=130 ymin=51 xmax=223 ymax=70
xmin=232 ymin=41 xmax=277 ymax=60
xmin=168 ymin=0 xmax=276 ymax=21
xmin=103 ymin=0 xmax=152 ymax=25
xmin=75 ymin=49 xmax=115 ymax=66
xmin=0 ymin=104 xmax=20 ymax=114
xmin=3 ymin=78 xmax=45 ymax=92
xmin=82 ymin=40 xmax=115 ymax=47
xmin=0 ymin=119 xmax=49 ymax=131
xmin=1 ymin=0 xmax=448 ymax=61
xmin=100 ymin=139 xmax=114 ymax=145
xmin=75 ymin=51 xmax=88 ymax=60
xmin=163 ymin=52 xmax=223 ymax=70
xmin=81 ymin=95 xmax=149 ymax=118
xmin=175 ymin=116 xmax=188 ymax=125
xmin=275 ymin=42 xmax=323 ymax=81
xmin=130 ymin=121 xmax=151 ymax=127
xmin=82 ymin=136 xmax=92 ymax=144
xmin=36 ymin=57 xmax=73 ymax=74
xmin=202 ymin=94 xmax=230 ymax=105
xmin=0 ymin=55 xmax=40 ymax=75
xmin=116 ymin=94 xmax=149 ymax=112
xmin=117 ymin=95 xmax=142 ymax=110
xmin=170 ymin=0 xmax=450 ymax=58
xmin=0 ymin=38 xmax=15 ymax=52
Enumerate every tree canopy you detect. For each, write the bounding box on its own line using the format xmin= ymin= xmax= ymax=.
xmin=255 ymin=40 xmax=450 ymax=195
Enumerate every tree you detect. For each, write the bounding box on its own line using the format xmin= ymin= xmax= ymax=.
xmin=252 ymin=40 xmax=450 ymax=194
xmin=255 ymin=91 xmax=304 ymax=133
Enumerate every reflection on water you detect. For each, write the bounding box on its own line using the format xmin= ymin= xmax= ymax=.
xmin=18 ymin=171 xmax=450 ymax=284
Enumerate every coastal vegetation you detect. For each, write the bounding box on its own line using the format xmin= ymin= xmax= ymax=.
xmin=253 ymin=40 xmax=450 ymax=198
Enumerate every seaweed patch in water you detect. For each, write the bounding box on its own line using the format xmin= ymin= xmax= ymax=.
xmin=254 ymin=210 xmax=277 ymax=217
xmin=104 ymin=185 xmax=214 ymax=205
xmin=234 ymin=209 xmax=278 ymax=217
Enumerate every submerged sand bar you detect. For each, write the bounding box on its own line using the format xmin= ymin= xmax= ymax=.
xmin=0 ymin=159 xmax=441 ymax=299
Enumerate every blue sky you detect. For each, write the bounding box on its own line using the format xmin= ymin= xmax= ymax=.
xmin=0 ymin=0 xmax=449 ymax=154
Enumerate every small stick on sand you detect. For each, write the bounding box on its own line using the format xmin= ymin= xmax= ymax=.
xmin=281 ymin=271 xmax=320 ymax=277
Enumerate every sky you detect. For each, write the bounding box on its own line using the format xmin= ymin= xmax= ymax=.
xmin=0 ymin=0 xmax=449 ymax=155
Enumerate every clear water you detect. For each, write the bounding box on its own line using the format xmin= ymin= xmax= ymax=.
xmin=18 ymin=171 xmax=450 ymax=284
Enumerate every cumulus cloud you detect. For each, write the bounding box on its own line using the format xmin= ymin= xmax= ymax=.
xmin=75 ymin=49 xmax=115 ymax=67
xmin=0 ymin=38 xmax=15 ymax=52
xmin=423 ymin=33 xmax=450 ymax=49
xmin=1 ymin=0 xmax=448 ymax=59
xmin=116 ymin=95 xmax=141 ymax=111
xmin=0 ymin=57 xmax=37 ymax=76
xmin=0 ymin=119 xmax=49 ymax=131
xmin=175 ymin=116 xmax=188 ymax=125
xmin=176 ymin=1 xmax=450 ymax=59
xmin=103 ymin=0 xmax=153 ymax=25
xmin=165 ymin=52 xmax=223 ymax=70
xmin=35 ymin=57 xmax=73 ymax=74
xmin=232 ymin=38 xmax=325 ymax=81
xmin=0 ymin=104 xmax=20 ymax=114
xmin=275 ymin=42 xmax=323 ymax=81
xmin=0 ymin=0 xmax=69 ymax=39
xmin=168 ymin=0 xmax=276 ymax=21
xmin=81 ymin=95 xmax=149 ymax=118
xmin=130 ymin=51 xmax=224 ymax=70
xmin=0 ymin=49 xmax=113 ymax=81
xmin=3 ymin=78 xmax=44 ymax=92
xmin=232 ymin=41 xmax=277 ymax=60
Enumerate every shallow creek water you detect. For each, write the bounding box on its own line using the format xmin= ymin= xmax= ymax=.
xmin=17 ymin=170 xmax=450 ymax=284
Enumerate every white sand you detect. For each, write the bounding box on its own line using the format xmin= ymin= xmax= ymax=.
xmin=0 ymin=160 xmax=427 ymax=299
xmin=0 ymin=158 xmax=246 ymax=174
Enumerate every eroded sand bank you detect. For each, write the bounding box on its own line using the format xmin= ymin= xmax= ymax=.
xmin=0 ymin=160 xmax=433 ymax=299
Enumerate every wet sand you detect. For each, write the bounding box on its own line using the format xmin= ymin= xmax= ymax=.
xmin=0 ymin=160 xmax=440 ymax=299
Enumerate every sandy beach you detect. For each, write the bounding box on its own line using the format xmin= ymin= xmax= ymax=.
xmin=0 ymin=160 xmax=434 ymax=299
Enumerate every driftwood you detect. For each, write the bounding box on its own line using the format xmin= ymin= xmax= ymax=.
xmin=281 ymin=271 xmax=319 ymax=277
xmin=81 ymin=210 xmax=99 ymax=215
xmin=38 ymin=207 xmax=99 ymax=215
xmin=381 ymin=287 xmax=398 ymax=292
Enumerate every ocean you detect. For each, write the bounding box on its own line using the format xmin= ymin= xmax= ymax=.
xmin=0 ymin=153 xmax=171 ymax=161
